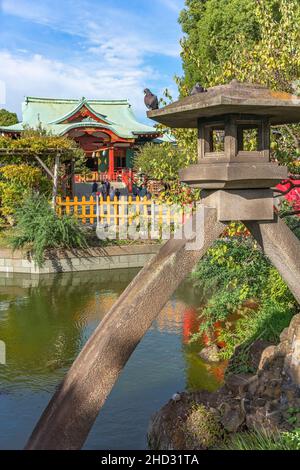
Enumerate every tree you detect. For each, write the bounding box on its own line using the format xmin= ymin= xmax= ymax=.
xmin=134 ymin=142 xmax=188 ymax=181
xmin=178 ymin=0 xmax=261 ymax=93
xmin=0 ymin=129 xmax=86 ymax=210
xmin=0 ymin=108 xmax=18 ymax=127
xmin=174 ymin=0 xmax=300 ymax=213
xmin=0 ymin=164 xmax=50 ymax=223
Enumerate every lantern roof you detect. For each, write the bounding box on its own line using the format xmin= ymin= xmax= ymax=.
xmin=148 ymin=80 xmax=300 ymax=128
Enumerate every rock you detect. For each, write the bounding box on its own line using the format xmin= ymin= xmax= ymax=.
xmin=284 ymin=314 xmax=300 ymax=386
xmin=225 ymin=373 xmax=254 ymax=395
xmin=280 ymin=328 xmax=289 ymax=342
xmin=261 ymin=378 xmax=283 ymax=400
xmin=245 ymin=375 xmax=259 ymax=396
xmin=287 ymin=314 xmax=300 ymax=345
xmin=172 ymin=393 xmax=181 ymax=402
xmin=147 ymin=390 xmax=219 ymax=450
xmin=199 ymin=344 xmax=220 ymax=363
xmin=227 ymin=339 xmax=272 ymax=375
xmin=258 ymin=345 xmax=277 ymax=370
xmin=248 ymin=340 xmax=273 ymax=371
xmin=254 ymin=397 xmax=266 ymax=408
xmin=220 ymin=403 xmax=245 ymax=433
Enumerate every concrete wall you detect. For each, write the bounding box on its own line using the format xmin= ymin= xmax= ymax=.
xmin=0 ymin=244 xmax=161 ymax=275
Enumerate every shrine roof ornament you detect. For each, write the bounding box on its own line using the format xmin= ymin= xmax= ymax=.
xmin=148 ymin=80 xmax=300 ymax=127
xmin=48 ymin=98 xmax=113 ymax=125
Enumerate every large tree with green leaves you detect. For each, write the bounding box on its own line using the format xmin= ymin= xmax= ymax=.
xmin=0 ymin=108 xmax=18 ymax=127
xmin=178 ymin=0 xmax=262 ymax=93
xmin=171 ymin=0 xmax=300 ymax=174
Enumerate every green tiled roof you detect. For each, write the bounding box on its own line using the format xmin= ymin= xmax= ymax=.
xmin=0 ymin=97 xmax=159 ymax=139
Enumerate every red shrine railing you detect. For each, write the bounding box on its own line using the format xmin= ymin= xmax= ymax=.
xmin=74 ymin=169 xmax=134 ymax=191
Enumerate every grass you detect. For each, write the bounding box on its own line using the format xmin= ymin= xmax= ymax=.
xmin=218 ymin=429 xmax=300 ymax=450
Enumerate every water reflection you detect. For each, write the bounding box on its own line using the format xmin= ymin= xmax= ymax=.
xmin=0 ymin=269 xmax=226 ymax=449
xmin=0 ymin=270 xmax=139 ymax=391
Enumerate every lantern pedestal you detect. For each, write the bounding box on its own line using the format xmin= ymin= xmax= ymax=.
xmin=202 ymin=188 xmax=274 ymax=221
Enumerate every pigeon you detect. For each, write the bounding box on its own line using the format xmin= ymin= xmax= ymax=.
xmin=190 ymin=82 xmax=207 ymax=95
xmin=144 ymin=88 xmax=159 ymax=110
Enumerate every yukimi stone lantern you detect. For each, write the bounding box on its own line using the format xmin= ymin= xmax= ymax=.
xmin=148 ymin=80 xmax=300 ymax=221
xmin=24 ymin=81 xmax=300 ymax=452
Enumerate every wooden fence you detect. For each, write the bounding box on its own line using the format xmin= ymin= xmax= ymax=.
xmin=56 ymin=195 xmax=189 ymax=228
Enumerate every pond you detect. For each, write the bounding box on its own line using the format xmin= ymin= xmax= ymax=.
xmin=0 ymin=268 xmax=226 ymax=450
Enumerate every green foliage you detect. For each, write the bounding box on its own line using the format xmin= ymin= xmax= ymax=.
xmin=179 ymin=0 xmax=300 ymax=92
xmin=185 ymin=404 xmax=224 ymax=449
xmin=10 ymin=194 xmax=88 ymax=266
xmin=279 ymin=200 xmax=300 ymax=239
xmin=176 ymin=0 xmax=300 ymax=171
xmin=0 ymin=164 xmax=50 ymax=222
xmin=222 ymin=295 xmax=295 ymax=363
xmin=156 ymin=181 xmax=200 ymax=205
xmin=0 ymin=108 xmax=18 ymax=127
xmin=0 ymin=128 xmax=85 ymax=166
xmin=191 ymin=238 xmax=270 ymax=322
xmin=179 ymin=0 xmax=260 ymax=91
xmin=286 ymin=407 xmax=300 ymax=427
xmin=156 ymin=89 xmax=198 ymax=168
xmin=219 ymin=428 xmax=300 ymax=450
xmin=133 ymin=142 xmax=200 ymax=204
xmin=191 ymin=235 xmax=297 ymax=362
xmin=0 ymin=130 xmax=86 ymax=209
xmin=134 ymin=142 xmax=190 ymax=181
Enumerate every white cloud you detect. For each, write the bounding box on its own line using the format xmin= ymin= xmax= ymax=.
xmin=158 ymin=0 xmax=183 ymax=13
xmin=0 ymin=0 xmax=183 ymax=120
xmin=0 ymin=50 xmax=157 ymax=119
xmin=0 ymin=79 xmax=6 ymax=105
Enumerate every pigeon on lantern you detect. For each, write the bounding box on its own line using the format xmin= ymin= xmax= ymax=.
xmin=190 ymin=83 xmax=207 ymax=95
xmin=144 ymin=88 xmax=159 ymax=110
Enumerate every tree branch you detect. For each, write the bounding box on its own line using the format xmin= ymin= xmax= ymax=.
xmin=34 ymin=155 xmax=54 ymax=179
xmin=283 ymin=124 xmax=300 ymax=150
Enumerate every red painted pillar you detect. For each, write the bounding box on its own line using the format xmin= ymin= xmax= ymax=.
xmin=128 ymin=169 xmax=133 ymax=193
xmin=108 ymin=147 xmax=115 ymax=180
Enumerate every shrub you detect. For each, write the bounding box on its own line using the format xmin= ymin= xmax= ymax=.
xmin=190 ymin=235 xmax=297 ymax=365
xmin=10 ymin=193 xmax=88 ymax=266
xmin=134 ymin=142 xmax=188 ymax=182
xmin=0 ymin=164 xmax=50 ymax=222
xmin=184 ymin=404 xmax=224 ymax=449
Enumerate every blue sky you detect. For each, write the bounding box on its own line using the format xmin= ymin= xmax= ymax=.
xmin=0 ymin=0 xmax=185 ymax=121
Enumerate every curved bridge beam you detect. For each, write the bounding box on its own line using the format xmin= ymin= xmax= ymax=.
xmin=244 ymin=215 xmax=300 ymax=304
xmin=25 ymin=206 xmax=226 ymax=450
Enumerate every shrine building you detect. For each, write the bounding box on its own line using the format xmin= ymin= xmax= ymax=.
xmin=0 ymin=96 xmax=164 ymax=183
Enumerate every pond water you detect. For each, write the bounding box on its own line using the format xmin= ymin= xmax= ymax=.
xmin=0 ymin=269 xmax=226 ymax=450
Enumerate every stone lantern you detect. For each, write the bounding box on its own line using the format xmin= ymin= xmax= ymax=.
xmin=25 ymin=81 xmax=300 ymax=451
xmin=148 ymin=80 xmax=300 ymax=221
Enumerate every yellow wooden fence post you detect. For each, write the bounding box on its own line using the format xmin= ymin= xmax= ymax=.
xmin=65 ymin=196 xmax=70 ymax=216
xmin=82 ymin=196 xmax=86 ymax=225
xmin=56 ymin=196 xmax=62 ymax=216
xmin=74 ymin=196 xmax=78 ymax=219
xmin=89 ymin=196 xmax=95 ymax=225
